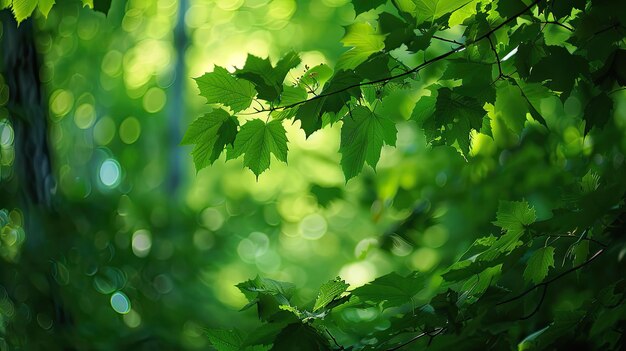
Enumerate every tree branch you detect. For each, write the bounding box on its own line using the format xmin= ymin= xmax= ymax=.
xmin=496 ymin=249 xmax=604 ymax=307
xmin=325 ymin=328 xmax=344 ymax=350
xmin=243 ymin=0 xmax=543 ymax=115
xmin=432 ymin=35 xmax=464 ymax=46
xmin=519 ymin=284 xmax=547 ymax=320
xmin=385 ymin=327 xmax=446 ymax=351
xmin=545 ymin=234 xmax=608 ymax=248
xmin=487 ymin=34 xmax=507 ymax=80
xmin=541 ymin=21 xmax=574 ymax=32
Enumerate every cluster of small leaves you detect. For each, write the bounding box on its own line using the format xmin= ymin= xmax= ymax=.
xmin=208 ymin=200 xmax=624 ymax=350
xmin=184 ymin=37 xmax=400 ymax=180
xmin=0 ymin=0 xmax=111 ymax=24
xmin=197 ymin=0 xmax=626 ymax=349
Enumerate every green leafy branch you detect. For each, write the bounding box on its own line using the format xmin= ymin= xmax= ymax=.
xmin=0 ymin=0 xmax=112 ymax=24
xmin=245 ymin=0 xmax=542 ymax=115
xmin=496 ymin=248 xmax=605 ymax=317
xmin=385 ymin=326 xmax=447 ymax=351
xmin=185 ymin=0 xmax=549 ymax=180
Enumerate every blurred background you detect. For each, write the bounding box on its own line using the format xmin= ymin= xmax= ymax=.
xmin=0 ymin=0 xmax=602 ymax=349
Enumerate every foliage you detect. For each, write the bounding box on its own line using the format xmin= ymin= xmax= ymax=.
xmin=0 ymin=0 xmax=625 ymax=349
xmin=182 ymin=0 xmax=626 ymax=349
xmin=0 ymin=0 xmax=110 ymax=23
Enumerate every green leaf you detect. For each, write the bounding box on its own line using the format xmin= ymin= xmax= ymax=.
xmin=235 ymin=55 xmax=277 ymax=101
xmin=38 ymin=0 xmax=54 ymax=17
xmin=237 ymin=276 xmax=295 ymax=306
xmin=353 ymin=0 xmax=387 ymax=15
xmin=310 ymin=185 xmax=343 ymax=207
xmin=339 ymin=106 xmax=397 ymax=180
xmin=294 ymin=70 xmax=361 ymax=137
xmin=493 ymin=200 xmax=536 ymax=232
xmin=414 ymin=0 xmax=473 ymax=24
xmin=236 ymin=52 xmax=301 ymax=102
xmin=12 ymin=0 xmax=37 ymax=24
xmin=336 ymin=22 xmax=385 ymax=70
xmin=441 ymin=60 xmax=493 ymax=101
xmin=528 ymin=46 xmax=589 ymax=95
xmin=442 ymin=258 xmax=496 ymax=282
xmin=351 ymin=272 xmax=424 ymax=308
xmin=571 ymin=240 xmax=589 ymax=267
xmin=0 ymin=0 xmax=11 ymax=10
xmin=355 ymin=53 xmax=392 ymax=81
xmin=278 ymin=304 xmax=303 ymax=318
xmin=195 ymin=66 xmax=256 ymax=113
xmin=518 ymin=325 xmax=550 ymax=351
xmin=496 ymin=0 xmax=527 ymax=18
xmin=584 ymin=93 xmax=613 ymax=133
xmin=421 ymin=88 xmax=484 ymax=155
xmin=448 ymin=0 xmax=478 ymax=26
xmin=313 ymin=277 xmax=349 ymax=311
xmin=230 ymin=120 xmax=288 ymax=177
xmin=458 ymin=264 xmax=502 ymax=304
xmin=279 ymin=85 xmax=308 ymax=107
xmin=393 ymin=0 xmax=416 ymax=14
xmin=410 ymin=92 xmax=437 ymax=123
xmin=274 ymin=51 xmax=301 ymax=84
xmin=271 ymin=323 xmax=330 ymax=351
xmin=294 ymin=98 xmax=325 ymax=137
xmin=181 ymin=109 xmax=238 ymax=172
xmin=93 ymin=0 xmax=111 ymax=14
xmin=494 ymin=84 xmax=528 ymax=134
xmin=518 ymin=311 xmax=585 ymax=350
xmin=317 ymin=70 xmax=362 ymax=114
xmin=477 ymin=201 xmax=537 ymax=261
xmin=378 ymin=12 xmax=413 ymax=50
xmin=271 ymin=85 xmax=308 ymax=120
xmin=206 ymin=329 xmax=245 ymax=351
xmin=523 ymin=246 xmax=555 ymax=285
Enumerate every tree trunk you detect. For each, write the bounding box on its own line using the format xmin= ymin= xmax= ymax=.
xmin=1 ymin=10 xmax=74 ymax=349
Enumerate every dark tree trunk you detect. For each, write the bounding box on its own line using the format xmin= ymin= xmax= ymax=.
xmin=1 ymin=11 xmax=54 ymax=212
xmin=1 ymin=10 xmax=74 ymax=349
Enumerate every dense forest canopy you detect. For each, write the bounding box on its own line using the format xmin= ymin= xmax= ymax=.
xmin=1 ymin=0 xmax=626 ymax=350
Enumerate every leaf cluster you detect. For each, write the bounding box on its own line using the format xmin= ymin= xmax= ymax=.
xmin=194 ymin=0 xmax=626 ymax=349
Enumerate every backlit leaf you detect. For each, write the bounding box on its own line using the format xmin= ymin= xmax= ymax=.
xmin=351 ymin=272 xmax=424 ymax=308
xmin=195 ymin=66 xmax=256 ymax=113
xmin=229 ymin=119 xmax=288 ymax=177
xmin=339 ymin=106 xmax=396 ymax=180
xmin=181 ymin=109 xmax=238 ymax=172
xmin=336 ymin=22 xmax=385 ymax=70
xmin=12 ymin=0 xmax=37 ymax=24
xmin=313 ymin=277 xmax=349 ymax=311
xmin=206 ymin=329 xmax=245 ymax=351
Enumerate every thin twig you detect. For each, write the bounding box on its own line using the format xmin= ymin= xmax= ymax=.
xmin=545 ymin=234 xmax=608 ymax=248
xmin=496 ymin=249 xmax=604 ymax=306
xmin=541 ymin=21 xmax=574 ymax=32
xmin=325 ymin=328 xmax=344 ymax=350
xmin=609 ymin=87 xmax=626 ymax=95
xmin=239 ymin=0 xmax=543 ymax=115
xmin=487 ymin=35 xmax=507 ymax=80
xmin=594 ymin=23 xmax=621 ymax=36
xmin=385 ymin=327 xmax=446 ymax=351
xmin=432 ymin=35 xmax=464 ymax=46
xmin=388 ymin=54 xmax=411 ymax=72
xmin=520 ymin=284 xmax=548 ymax=320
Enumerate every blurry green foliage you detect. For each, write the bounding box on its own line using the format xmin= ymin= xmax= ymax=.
xmin=0 ymin=0 xmax=625 ymax=350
